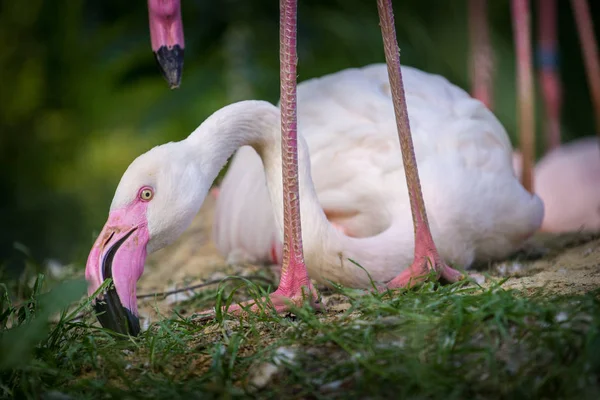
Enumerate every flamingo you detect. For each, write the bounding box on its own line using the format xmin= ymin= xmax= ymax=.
xmin=469 ymin=0 xmax=600 ymax=233
xmin=85 ymin=0 xmax=543 ymax=335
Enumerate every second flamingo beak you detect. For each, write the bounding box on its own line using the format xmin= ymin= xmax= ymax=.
xmin=85 ymin=203 xmax=150 ymax=336
xmin=147 ymin=0 xmax=185 ymax=89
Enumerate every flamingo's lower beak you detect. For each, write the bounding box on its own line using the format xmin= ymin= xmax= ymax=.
xmin=148 ymin=0 xmax=185 ymax=89
xmin=85 ymin=204 xmax=149 ymax=336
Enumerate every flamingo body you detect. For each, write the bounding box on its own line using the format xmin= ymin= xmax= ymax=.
xmin=213 ymin=64 xmax=544 ymax=275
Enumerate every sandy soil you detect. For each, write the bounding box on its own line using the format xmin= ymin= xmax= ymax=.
xmin=484 ymin=231 xmax=600 ymax=294
xmin=138 ymin=197 xmax=600 ymax=316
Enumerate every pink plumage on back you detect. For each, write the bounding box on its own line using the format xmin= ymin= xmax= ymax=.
xmin=535 ymin=137 xmax=600 ymax=232
xmin=512 ymin=137 xmax=600 ymax=233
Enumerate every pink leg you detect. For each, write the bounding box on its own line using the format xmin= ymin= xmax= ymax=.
xmin=204 ymin=0 xmax=320 ymax=317
xmin=571 ymin=0 xmax=600 ymax=138
xmin=537 ymin=0 xmax=562 ymax=152
xmin=376 ymin=0 xmax=464 ymax=289
xmin=512 ymin=0 xmax=536 ymax=194
xmin=468 ymin=0 xmax=494 ymax=110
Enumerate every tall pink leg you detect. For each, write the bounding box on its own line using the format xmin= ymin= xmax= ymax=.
xmin=537 ymin=0 xmax=562 ymax=152
xmin=468 ymin=0 xmax=494 ymax=110
xmin=512 ymin=0 xmax=536 ymax=194
xmin=571 ymin=0 xmax=600 ymax=138
xmin=376 ymin=0 xmax=464 ymax=289
xmin=206 ymin=0 xmax=320 ymax=317
xmin=270 ymin=0 xmax=320 ymax=309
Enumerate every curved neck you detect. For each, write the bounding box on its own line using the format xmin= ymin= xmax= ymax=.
xmin=187 ymin=100 xmax=409 ymax=288
xmin=186 ymin=101 xmax=279 ymax=185
xmin=186 ymin=101 xmax=327 ymax=249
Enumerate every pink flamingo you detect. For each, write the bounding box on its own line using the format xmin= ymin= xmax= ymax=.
xmin=85 ymin=0 xmax=543 ymax=335
xmin=470 ymin=0 xmax=600 ymax=233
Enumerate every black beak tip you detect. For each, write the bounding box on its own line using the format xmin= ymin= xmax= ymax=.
xmin=94 ymin=288 xmax=141 ymax=337
xmin=154 ymin=45 xmax=184 ymax=89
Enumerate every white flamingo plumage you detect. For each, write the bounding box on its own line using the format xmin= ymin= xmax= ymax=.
xmin=212 ymin=64 xmax=544 ymax=284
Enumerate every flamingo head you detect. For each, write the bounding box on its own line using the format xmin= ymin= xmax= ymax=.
xmin=86 ymin=142 xmax=206 ymax=335
xmin=147 ymin=0 xmax=184 ymax=89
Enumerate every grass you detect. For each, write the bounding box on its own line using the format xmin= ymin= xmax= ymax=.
xmin=1 ymin=264 xmax=600 ymax=399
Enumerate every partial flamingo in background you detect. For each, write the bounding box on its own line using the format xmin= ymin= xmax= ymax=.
xmin=469 ymin=0 xmax=600 ymax=233
xmin=535 ymin=0 xmax=600 ymax=232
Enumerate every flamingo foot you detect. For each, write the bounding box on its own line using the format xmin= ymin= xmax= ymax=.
xmin=223 ymin=283 xmax=322 ymax=317
xmin=195 ymin=262 xmax=322 ymax=323
xmin=384 ymin=228 xmax=465 ymax=289
xmin=385 ymin=255 xmax=464 ymax=289
xmin=195 ymin=285 xmax=321 ymax=323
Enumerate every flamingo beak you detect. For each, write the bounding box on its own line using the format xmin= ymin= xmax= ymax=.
xmin=85 ymin=203 xmax=149 ymax=336
xmin=147 ymin=0 xmax=184 ymax=89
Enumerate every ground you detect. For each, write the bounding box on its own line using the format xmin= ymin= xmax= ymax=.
xmin=2 ymin=196 xmax=600 ymax=399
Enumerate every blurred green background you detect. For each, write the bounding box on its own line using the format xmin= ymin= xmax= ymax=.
xmin=0 ymin=0 xmax=597 ymax=272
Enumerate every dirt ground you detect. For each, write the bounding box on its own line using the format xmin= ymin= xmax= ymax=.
xmin=137 ymin=196 xmax=600 ymax=318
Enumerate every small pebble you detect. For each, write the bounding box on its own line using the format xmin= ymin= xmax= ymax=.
xmin=249 ymin=347 xmax=297 ymax=389
xmin=209 ymin=271 xmax=227 ymax=281
xmin=469 ymin=273 xmax=486 ymax=285
xmin=555 ymin=311 xmax=569 ymax=323
xmin=321 ymin=379 xmax=344 ymax=392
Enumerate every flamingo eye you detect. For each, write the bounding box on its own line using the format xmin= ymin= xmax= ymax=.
xmin=139 ymin=187 xmax=154 ymax=201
